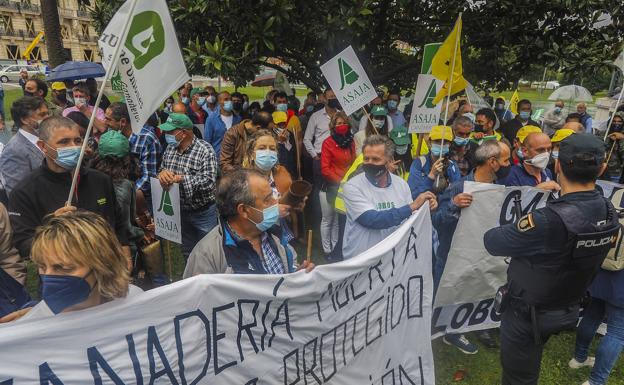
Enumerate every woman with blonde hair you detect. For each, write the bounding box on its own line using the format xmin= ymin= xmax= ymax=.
xmin=0 ymin=210 xmax=139 ymax=322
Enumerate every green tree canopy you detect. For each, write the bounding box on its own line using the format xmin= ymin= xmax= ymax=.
xmin=93 ymin=0 xmax=623 ymax=92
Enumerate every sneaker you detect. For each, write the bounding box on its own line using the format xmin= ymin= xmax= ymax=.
xmin=581 ymin=382 xmax=591 ymax=385
xmin=443 ymin=334 xmax=479 ymax=355
xmin=475 ymin=329 xmax=498 ymax=348
xmin=569 ymin=357 xmax=595 ymax=369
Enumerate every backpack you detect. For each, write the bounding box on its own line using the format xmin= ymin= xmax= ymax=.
xmin=602 ymin=188 xmax=624 ymax=271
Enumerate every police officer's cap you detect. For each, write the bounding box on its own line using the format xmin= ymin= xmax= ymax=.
xmin=559 ymin=133 xmax=606 ymax=166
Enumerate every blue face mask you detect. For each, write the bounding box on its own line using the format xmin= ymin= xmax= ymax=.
xmin=197 ymin=97 xmax=206 ymax=106
xmin=554 ymin=107 xmax=562 ymax=114
xmin=306 ymin=105 xmax=314 ymax=113
xmin=165 ymin=133 xmax=181 ymax=148
xmin=387 ymin=100 xmax=398 ymax=110
xmin=517 ymin=148 xmax=524 ymax=160
xmin=248 ymin=204 xmax=279 ymax=232
xmin=255 ymin=149 xmax=278 ymax=171
xmin=430 ymin=144 xmax=450 ymax=157
xmin=181 ymin=97 xmax=189 ymax=104
xmin=551 ymin=150 xmax=559 ymax=160
xmin=41 ymin=272 xmax=93 ymax=314
xmin=519 ymin=111 xmax=531 ymax=120
xmin=453 ymin=137 xmax=470 ymax=146
xmin=49 ymin=145 xmax=81 ymax=170
xmin=276 ymin=103 xmax=288 ymax=112
xmin=223 ymin=100 xmax=234 ymax=112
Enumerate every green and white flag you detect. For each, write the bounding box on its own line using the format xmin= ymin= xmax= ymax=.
xmin=98 ymin=0 xmax=189 ymax=133
xmin=320 ymin=46 xmax=377 ymax=116
xmin=409 ymin=74 xmax=443 ymax=133
xmin=151 ymin=177 xmax=181 ymax=244
xmin=614 ymin=49 xmax=624 ymax=73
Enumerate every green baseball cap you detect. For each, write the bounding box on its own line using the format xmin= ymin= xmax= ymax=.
xmin=98 ymin=130 xmax=129 ymax=158
xmin=370 ymin=105 xmax=388 ymax=117
xmin=190 ymin=87 xmax=205 ymax=98
xmin=389 ymin=125 xmax=411 ymax=145
xmin=159 ymin=113 xmax=193 ymax=132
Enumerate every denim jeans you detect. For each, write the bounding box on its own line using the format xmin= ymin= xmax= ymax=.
xmin=575 ymin=298 xmax=624 ymax=385
xmin=180 ymin=204 xmax=217 ymax=259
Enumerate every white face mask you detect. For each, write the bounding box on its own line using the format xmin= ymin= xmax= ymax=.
xmin=372 ymin=119 xmax=385 ymax=129
xmin=524 ymin=151 xmax=550 ymax=170
xmin=74 ymin=97 xmax=87 ymax=107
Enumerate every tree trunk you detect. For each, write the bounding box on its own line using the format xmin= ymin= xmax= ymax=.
xmin=40 ymin=0 xmax=66 ymax=68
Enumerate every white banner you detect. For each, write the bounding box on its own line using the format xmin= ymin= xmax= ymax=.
xmin=0 ymin=209 xmax=435 ymax=384
xmin=320 ymin=46 xmax=377 ymax=116
xmin=98 ymin=0 xmax=189 ymax=133
xmin=408 ymin=74 xmax=443 ymax=133
xmin=151 ymin=177 xmax=182 ymax=244
xmin=433 ymin=182 xmax=548 ymax=337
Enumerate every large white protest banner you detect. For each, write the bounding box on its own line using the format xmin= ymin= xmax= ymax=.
xmin=408 ymin=74 xmax=444 ymax=133
xmin=151 ymin=177 xmax=182 ymax=244
xmin=432 ymin=182 xmax=548 ymax=337
xmin=98 ymin=0 xmax=189 ymax=133
xmin=0 ymin=209 xmax=435 ymax=384
xmin=320 ymin=46 xmax=377 ymax=116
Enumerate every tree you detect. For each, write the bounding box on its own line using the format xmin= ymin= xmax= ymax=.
xmin=92 ymin=0 xmax=624 ymax=92
xmin=40 ymin=0 xmax=65 ymax=67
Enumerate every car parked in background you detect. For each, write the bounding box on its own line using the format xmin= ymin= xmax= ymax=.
xmin=0 ymin=65 xmax=44 ymax=83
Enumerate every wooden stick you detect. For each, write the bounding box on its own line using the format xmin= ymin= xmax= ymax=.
xmin=362 ymin=107 xmax=380 ymax=135
xmin=415 ymin=133 xmax=424 ymax=157
xmin=306 ymin=230 xmax=313 ymax=263
xmin=166 ymin=240 xmax=173 ymax=280
xmin=606 ymin=140 xmax=617 ymax=166
xmin=293 ymin=123 xmax=302 ymax=180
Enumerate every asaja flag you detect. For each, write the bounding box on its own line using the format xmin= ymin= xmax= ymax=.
xmin=431 ymin=15 xmax=467 ymax=105
xmin=509 ymin=89 xmax=520 ymax=115
xmin=614 ymin=50 xmax=624 ymax=73
xmin=98 ymin=0 xmax=189 ymax=133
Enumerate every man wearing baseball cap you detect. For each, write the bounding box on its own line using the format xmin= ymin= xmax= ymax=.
xmin=49 ymin=82 xmax=72 ymax=116
xmin=484 ymin=134 xmax=620 ymax=385
xmin=158 ymin=113 xmax=218 ymax=258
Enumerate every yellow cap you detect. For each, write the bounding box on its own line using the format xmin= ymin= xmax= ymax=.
xmin=272 ymin=111 xmax=287 ymax=124
xmin=516 ymin=125 xmax=542 ymax=143
xmin=51 ymin=82 xmax=66 ymax=91
xmin=429 ymin=125 xmax=453 ymax=141
xmin=551 ymin=128 xmax=575 ymax=143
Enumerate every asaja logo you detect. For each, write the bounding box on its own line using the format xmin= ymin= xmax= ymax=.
xmin=125 ymin=11 xmax=165 ymax=70
xmin=338 ymin=57 xmax=359 ymax=90
xmin=417 ymin=79 xmax=438 ymax=109
xmin=158 ymin=190 xmax=174 ymax=216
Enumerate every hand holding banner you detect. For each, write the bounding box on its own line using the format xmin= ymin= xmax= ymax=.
xmin=150 ymin=177 xmax=182 ymax=244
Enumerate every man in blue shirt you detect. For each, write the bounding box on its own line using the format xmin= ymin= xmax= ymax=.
xmin=204 ymin=91 xmax=242 ymax=157
xmin=500 ymin=132 xmax=561 ymax=192
xmin=407 ymin=125 xmax=462 ymax=198
xmin=433 ymin=139 xmax=511 ymax=354
xmin=387 ymin=90 xmax=406 ymax=128
xmin=577 ymin=102 xmax=593 ymax=134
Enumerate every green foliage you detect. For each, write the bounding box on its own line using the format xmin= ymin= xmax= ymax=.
xmin=91 ymin=0 xmax=623 ymax=92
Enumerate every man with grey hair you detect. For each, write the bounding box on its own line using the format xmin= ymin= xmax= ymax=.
xmin=577 ymin=102 xmax=593 ymax=134
xmin=184 ymin=168 xmax=314 ymax=276
xmin=9 ymin=116 xmax=126 ymax=259
xmin=341 ymin=135 xmax=437 ymax=260
xmin=432 ymin=140 xmax=511 ymax=353
xmin=449 ymin=115 xmax=476 ymax=176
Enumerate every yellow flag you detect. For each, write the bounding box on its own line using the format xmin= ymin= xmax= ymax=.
xmin=431 ymin=15 xmax=466 ymax=105
xmin=509 ymin=90 xmax=520 ymax=115
xmin=431 ymin=16 xmax=463 ymax=83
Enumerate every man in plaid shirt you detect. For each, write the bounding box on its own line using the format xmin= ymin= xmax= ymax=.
xmin=158 ymin=113 xmax=218 ymax=258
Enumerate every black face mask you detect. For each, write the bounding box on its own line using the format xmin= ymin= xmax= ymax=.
xmin=24 ymin=91 xmax=34 ymax=97
xmin=363 ymin=163 xmax=387 ymax=179
xmin=495 ymin=163 xmax=512 ymax=180
xmin=474 ymin=123 xmax=484 ymax=133
xmin=233 ymin=102 xmax=243 ymax=112
xmin=327 ymin=98 xmax=342 ymax=110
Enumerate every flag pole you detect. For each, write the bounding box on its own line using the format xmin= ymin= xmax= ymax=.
xmin=604 ymin=80 xmax=624 ymax=142
xmin=503 ymin=89 xmax=515 ymax=120
xmin=65 ymin=0 xmax=140 ymax=206
xmin=437 ymin=13 xmax=461 ymax=188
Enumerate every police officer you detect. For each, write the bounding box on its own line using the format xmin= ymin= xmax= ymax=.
xmin=483 ymin=133 xmax=621 ymax=385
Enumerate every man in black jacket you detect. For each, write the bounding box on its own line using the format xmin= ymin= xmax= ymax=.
xmin=9 ymin=116 xmax=127 ymax=259
xmin=500 ymin=99 xmax=541 ymax=144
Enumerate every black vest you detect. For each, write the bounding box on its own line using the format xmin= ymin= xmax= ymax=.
xmin=508 ymin=198 xmax=621 ymax=308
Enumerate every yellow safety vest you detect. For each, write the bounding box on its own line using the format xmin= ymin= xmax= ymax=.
xmin=334 ymin=154 xmax=364 ymax=214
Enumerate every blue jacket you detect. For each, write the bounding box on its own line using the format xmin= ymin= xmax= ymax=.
xmin=407 ymin=155 xmax=462 ymax=198
xmin=203 ymin=112 xmax=241 ymax=157
xmin=590 ymin=269 xmax=624 ymax=308
xmin=499 ymin=163 xmax=552 ymax=187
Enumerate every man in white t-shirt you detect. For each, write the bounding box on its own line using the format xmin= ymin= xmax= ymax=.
xmin=342 ymin=135 xmax=438 ymax=259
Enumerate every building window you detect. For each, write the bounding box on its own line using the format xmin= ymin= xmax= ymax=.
xmin=83 ymin=49 xmax=93 ymax=61
xmin=61 ymin=24 xmax=70 ymax=39
xmin=81 ymin=23 xmax=89 ymax=37
xmin=25 ymin=18 xmax=35 ymax=36
xmin=0 ymin=15 xmax=14 ymax=34
xmin=64 ymin=48 xmax=72 ymax=61
xmin=30 ymin=46 xmax=41 ymax=60
xmin=6 ymin=45 xmax=20 ymax=60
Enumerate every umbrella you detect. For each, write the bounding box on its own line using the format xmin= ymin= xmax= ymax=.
xmin=548 ymin=85 xmax=593 ymax=102
xmin=251 ymin=72 xmax=276 ymax=87
xmin=46 ymin=61 xmax=106 ymax=82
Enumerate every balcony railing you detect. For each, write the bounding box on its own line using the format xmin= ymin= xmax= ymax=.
xmin=19 ymin=3 xmax=40 ymax=14
xmin=77 ymin=9 xmax=90 ymax=19
xmin=0 ymin=0 xmax=18 ymax=11
xmin=58 ymin=8 xmax=74 ymax=18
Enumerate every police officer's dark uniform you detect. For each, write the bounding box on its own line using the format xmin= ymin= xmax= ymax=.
xmin=483 ymin=134 xmax=622 ymax=385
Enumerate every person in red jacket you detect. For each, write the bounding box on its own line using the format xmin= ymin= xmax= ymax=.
xmin=320 ymin=111 xmax=356 ymax=257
